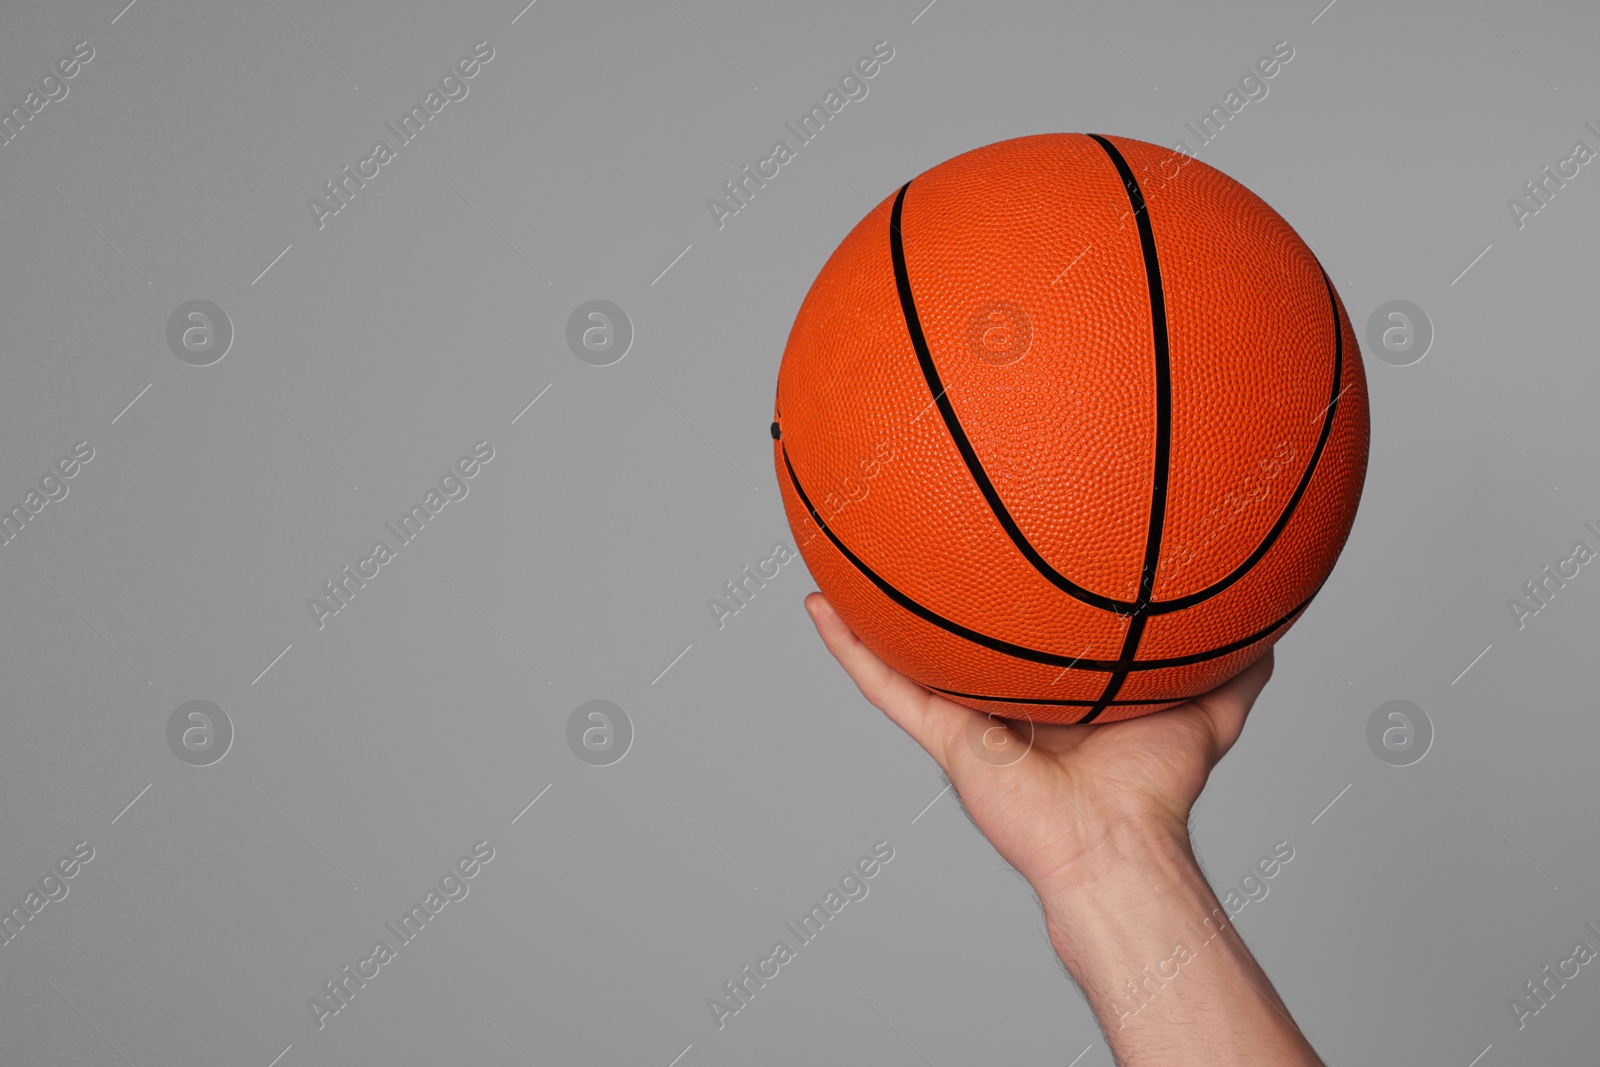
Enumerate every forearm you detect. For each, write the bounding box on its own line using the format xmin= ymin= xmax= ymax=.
xmin=1038 ymin=818 xmax=1322 ymax=1066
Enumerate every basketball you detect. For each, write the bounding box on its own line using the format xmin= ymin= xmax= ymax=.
xmin=772 ymin=133 xmax=1370 ymax=724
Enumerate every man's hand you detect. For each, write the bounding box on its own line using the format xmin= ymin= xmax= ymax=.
xmin=805 ymin=592 xmax=1324 ymax=1066
xmin=804 ymin=592 xmax=1268 ymax=892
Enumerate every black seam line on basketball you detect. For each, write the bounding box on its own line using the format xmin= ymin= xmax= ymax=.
xmin=929 ymin=687 xmax=1202 ymax=707
xmin=1085 ymin=606 xmax=1150 ymax=722
xmin=1082 ymin=665 xmax=1132 ymax=724
xmin=1145 ymin=267 xmax=1346 ymax=616
xmin=1082 ymin=133 xmax=1174 ymax=722
xmin=780 ymin=442 xmax=1315 ymax=671
xmin=1086 ymin=135 xmax=1172 ymax=614
xmin=885 ymin=181 xmax=1135 ymax=617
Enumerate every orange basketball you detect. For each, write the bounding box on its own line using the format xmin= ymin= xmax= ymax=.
xmin=772 ymin=133 xmax=1369 ymax=724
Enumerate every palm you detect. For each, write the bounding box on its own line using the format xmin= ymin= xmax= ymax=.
xmin=806 ymin=593 xmax=1274 ymax=891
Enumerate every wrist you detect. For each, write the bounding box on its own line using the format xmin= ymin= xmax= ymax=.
xmin=1032 ymin=818 xmax=1322 ymax=1064
xmin=1037 ymin=815 xmax=1196 ymax=938
xmin=1030 ymin=801 xmax=1193 ymax=905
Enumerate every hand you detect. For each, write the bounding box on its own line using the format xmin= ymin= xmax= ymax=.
xmin=804 ymin=592 xmax=1274 ymax=897
xmin=806 ymin=592 xmax=1324 ymax=1066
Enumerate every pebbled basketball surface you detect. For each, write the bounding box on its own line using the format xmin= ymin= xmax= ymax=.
xmin=772 ymin=133 xmax=1370 ymax=724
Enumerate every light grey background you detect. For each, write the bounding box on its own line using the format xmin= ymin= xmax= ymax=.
xmin=0 ymin=0 xmax=1594 ymax=1064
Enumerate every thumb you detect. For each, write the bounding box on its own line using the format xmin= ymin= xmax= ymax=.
xmin=1185 ymin=647 xmax=1275 ymax=761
